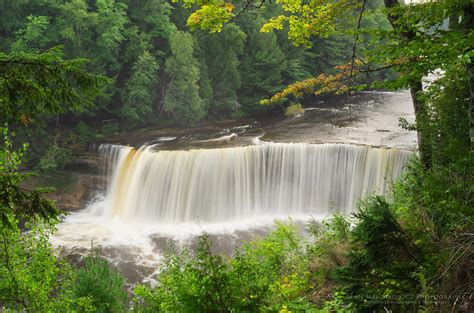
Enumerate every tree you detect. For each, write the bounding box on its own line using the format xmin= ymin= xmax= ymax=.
xmin=375 ymin=0 xmax=472 ymax=167
xmin=196 ymin=57 xmax=214 ymax=110
xmin=0 ymin=47 xmax=107 ymax=125
xmin=1 ymin=0 xmax=388 ymax=130
xmin=56 ymin=0 xmax=98 ymax=57
xmin=197 ymin=24 xmax=246 ymax=117
xmin=237 ymin=15 xmax=287 ymax=113
xmin=74 ymin=251 xmax=128 ymax=312
xmin=10 ymin=15 xmax=50 ymax=53
xmin=0 ymin=132 xmax=93 ymax=311
xmin=121 ymin=50 xmax=159 ymax=124
xmin=163 ymin=31 xmax=207 ymax=124
xmin=180 ymin=0 xmax=474 ymax=168
xmin=123 ymin=0 xmax=175 ymax=40
xmin=0 ymin=49 xmax=106 ymax=311
xmin=94 ymin=0 xmax=129 ymax=72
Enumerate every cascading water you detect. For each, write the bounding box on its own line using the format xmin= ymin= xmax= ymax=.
xmin=92 ymin=143 xmax=411 ymax=224
xmin=50 ymin=92 xmax=417 ymax=283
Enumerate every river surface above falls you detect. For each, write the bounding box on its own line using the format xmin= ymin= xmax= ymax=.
xmin=97 ymin=91 xmax=417 ymax=151
xmin=51 ymin=91 xmax=417 ymax=284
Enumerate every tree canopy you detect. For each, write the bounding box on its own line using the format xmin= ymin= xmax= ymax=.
xmin=0 ymin=47 xmax=107 ymax=125
xmin=181 ymin=0 xmax=474 ymax=167
xmin=0 ymin=1 xmax=472 ymax=311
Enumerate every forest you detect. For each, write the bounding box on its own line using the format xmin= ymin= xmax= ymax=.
xmin=1 ymin=0 xmax=473 ymax=312
xmin=0 ymin=0 xmax=391 ymax=168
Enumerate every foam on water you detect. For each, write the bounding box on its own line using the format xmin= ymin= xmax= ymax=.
xmin=52 ymin=142 xmax=412 ymax=276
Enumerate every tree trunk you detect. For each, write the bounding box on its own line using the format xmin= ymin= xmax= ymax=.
xmin=410 ymin=80 xmax=432 ymax=168
xmin=468 ymin=62 xmax=474 ymax=146
xmin=450 ymin=3 xmax=474 ymax=148
xmin=464 ymin=4 xmax=474 ymax=147
xmin=384 ymin=0 xmax=431 ymax=167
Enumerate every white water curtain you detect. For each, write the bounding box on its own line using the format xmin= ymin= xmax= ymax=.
xmin=97 ymin=143 xmax=411 ymax=223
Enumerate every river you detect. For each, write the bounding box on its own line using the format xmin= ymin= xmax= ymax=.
xmin=51 ymin=91 xmax=417 ymax=285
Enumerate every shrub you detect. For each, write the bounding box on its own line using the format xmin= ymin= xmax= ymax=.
xmin=75 ymin=252 xmax=128 ymax=313
xmin=38 ymin=144 xmax=72 ymax=172
xmin=0 ymin=216 xmax=96 ymax=312
xmin=133 ymin=222 xmax=315 ymax=312
xmin=285 ymin=102 xmax=304 ymax=118
xmin=101 ymin=122 xmax=119 ymax=135
xmin=229 ymin=221 xmax=312 ymax=311
xmin=133 ymin=234 xmax=232 ymax=312
xmin=391 ymin=159 xmax=474 ymax=312
xmin=75 ymin=121 xmax=97 ymax=144
xmin=305 ymin=214 xmax=351 ymax=305
xmin=334 ymin=196 xmax=423 ymax=312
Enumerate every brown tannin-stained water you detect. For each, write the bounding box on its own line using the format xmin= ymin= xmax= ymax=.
xmin=51 ymin=91 xmax=417 ymax=284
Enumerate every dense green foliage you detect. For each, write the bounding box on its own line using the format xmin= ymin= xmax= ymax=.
xmin=133 ymin=223 xmax=314 ymax=312
xmin=1 ymin=0 xmax=376 ymax=168
xmin=134 ymin=155 xmax=472 ymax=311
xmin=0 ymin=129 xmax=94 ymax=312
xmin=75 ymin=252 xmax=128 ymax=313
xmin=0 ymin=0 xmax=360 ymax=122
xmin=163 ymin=31 xmax=207 ymax=124
xmin=0 ymin=128 xmax=58 ymax=226
xmin=0 ymin=37 xmax=127 ymax=311
xmin=0 ymin=0 xmax=472 ymax=312
xmin=0 ymin=48 xmax=107 ymax=125
xmin=121 ymin=51 xmax=159 ymax=125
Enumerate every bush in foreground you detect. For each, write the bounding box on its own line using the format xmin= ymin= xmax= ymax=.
xmin=132 ymin=155 xmax=473 ymax=312
xmin=75 ymin=252 xmax=128 ymax=313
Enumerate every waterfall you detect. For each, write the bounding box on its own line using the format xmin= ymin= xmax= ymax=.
xmin=95 ymin=143 xmax=411 ymax=223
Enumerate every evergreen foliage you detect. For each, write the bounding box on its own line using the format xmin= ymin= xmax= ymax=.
xmin=121 ymin=50 xmax=159 ymax=125
xmin=238 ymin=16 xmax=287 ymax=113
xmin=0 ymin=1 xmax=472 ymax=312
xmin=0 ymin=128 xmax=94 ymax=312
xmin=0 ymin=128 xmax=60 ymax=226
xmin=163 ymin=31 xmax=207 ymax=124
xmin=75 ymin=251 xmax=128 ymax=313
xmin=197 ymin=24 xmax=246 ymax=117
xmin=0 ymin=43 xmax=126 ymax=312
xmin=0 ymin=47 xmax=107 ymax=125
xmin=0 ymin=0 xmax=355 ymax=129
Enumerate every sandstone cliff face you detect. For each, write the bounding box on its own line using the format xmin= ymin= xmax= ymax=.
xmin=25 ymin=149 xmax=104 ymax=212
xmin=49 ymin=172 xmax=103 ymax=211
